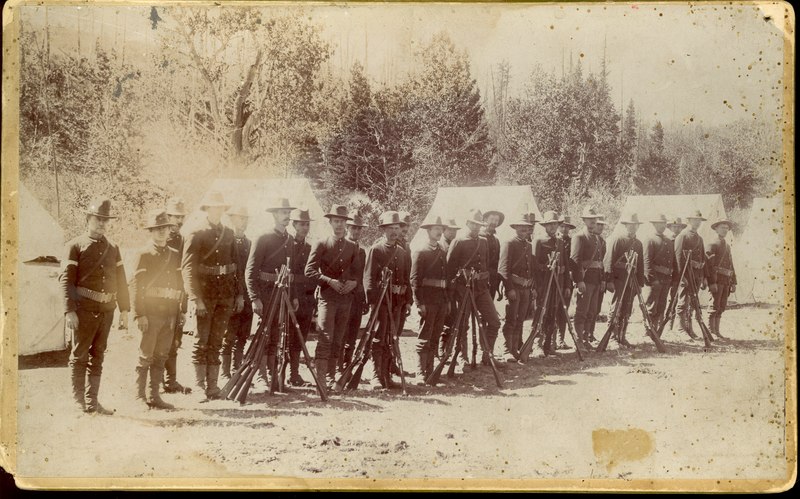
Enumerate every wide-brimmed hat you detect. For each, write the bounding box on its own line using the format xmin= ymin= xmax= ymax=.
xmin=581 ymin=206 xmax=603 ymax=219
xmin=398 ymin=211 xmax=413 ymax=227
xmin=265 ymin=198 xmax=295 ymax=213
xmin=667 ymin=217 xmax=687 ymax=228
xmin=539 ymin=210 xmax=561 ymax=225
xmin=595 ymin=216 xmax=608 ymax=226
xmin=226 ymin=203 xmax=250 ymax=218
xmin=165 ymin=197 xmax=187 ymax=216
xmin=650 ymin=213 xmax=668 ymax=224
xmin=445 ymin=218 xmax=460 ymax=230
xmin=686 ymin=209 xmax=707 ymax=221
xmin=378 ymin=211 xmax=402 ymax=227
xmin=620 ymin=213 xmax=642 ymax=225
xmin=143 ymin=209 xmax=175 ymax=229
xmin=346 ymin=210 xmax=368 ymax=227
xmin=199 ymin=190 xmax=230 ymax=209
xmin=508 ymin=212 xmax=534 ymax=227
xmin=420 ymin=215 xmax=448 ymax=229
xmin=84 ymin=198 xmax=117 ymax=219
xmin=324 ymin=204 xmax=352 ymax=220
xmin=464 ymin=209 xmax=488 ymax=227
xmin=711 ymin=219 xmax=735 ymax=230
xmin=482 ymin=210 xmax=505 ymax=227
xmin=559 ymin=215 xmax=576 ymax=229
xmin=290 ymin=208 xmax=312 ymax=222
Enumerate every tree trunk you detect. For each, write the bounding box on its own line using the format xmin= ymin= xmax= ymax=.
xmin=232 ymin=48 xmax=263 ymax=155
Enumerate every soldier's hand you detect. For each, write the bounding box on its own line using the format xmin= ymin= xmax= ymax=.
xmin=577 ymin=282 xmax=586 ymax=295
xmin=606 ymin=282 xmax=615 ymax=294
xmin=234 ymin=295 xmax=244 ymax=314
xmin=342 ymin=280 xmax=357 ymax=294
xmin=418 ymin=304 xmax=427 ymax=318
xmin=507 ymin=289 xmax=518 ymax=302
xmin=329 ymin=280 xmax=344 ymax=294
xmin=118 ymin=311 xmax=129 ymax=330
xmin=292 ymin=298 xmax=299 ymax=312
xmin=252 ymin=298 xmax=263 ymax=316
xmin=65 ymin=311 xmax=79 ymax=330
xmin=195 ymin=300 xmax=208 ymax=317
xmin=136 ymin=316 xmax=149 ymax=333
xmin=730 ymin=284 xmax=736 ymax=293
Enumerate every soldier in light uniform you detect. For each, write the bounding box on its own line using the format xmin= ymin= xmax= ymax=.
xmin=181 ymin=191 xmax=245 ymax=400
xmin=706 ymin=219 xmax=737 ymax=338
xmin=674 ymin=210 xmax=716 ymax=339
xmin=481 ymin=210 xmax=504 ymax=302
xmin=163 ymin=197 xmax=191 ymax=394
xmin=288 ymin=208 xmax=316 ymax=386
xmin=555 ymin=215 xmax=575 ymax=350
xmin=340 ymin=210 xmax=369 ymax=374
xmin=532 ymin=211 xmax=562 ymax=356
xmin=305 ymin=205 xmax=360 ymax=387
xmin=364 ymin=211 xmax=412 ymax=389
xmin=498 ymin=213 xmax=535 ymax=362
xmin=642 ymin=214 xmax=675 ymax=332
xmin=603 ymin=213 xmax=645 ymax=348
xmin=60 ymin=198 xmax=130 ymax=414
xmin=220 ymin=204 xmax=252 ymax=379
xmin=130 ymin=209 xmax=184 ymax=410
xmin=410 ymin=215 xmax=450 ymax=383
xmin=570 ymin=207 xmax=606 ymax=350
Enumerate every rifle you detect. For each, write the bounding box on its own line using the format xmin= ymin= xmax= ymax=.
xmin=596 ymin=251 xmax=635 ymax=353
xmin=467 ymin=279 xmax=503 ymax=388
xmin=627 ymin=253 xmax=667 ymax=353
xmin=447 ymin=269 xmax=476 ymax=378
xmin=385 ymin=285 xmax=408 ymax=395
xmin=427 ymin=275 xmax=471 ymax=386
xmin=519 ymin=253 xmax=557 ymax=362
xmin=280 ymin=291 xmax=328 ymax=401
xmin=549 ymin=253 xmax=585 ymax=360
xmin=657 ymin=252 xmax=691 ymax=338
xmin=272 ymin=257 xmax=292 ymax=395
xmin=685 ymin=257 xmax=714 ymax=348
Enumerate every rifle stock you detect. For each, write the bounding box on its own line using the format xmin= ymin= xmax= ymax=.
xmin=550 ymin=272 xmax=584 ymax=360
xmin=519 ymin=269 xmax=555 ymax=362
xmin=630 ymin=269 xmax=667 ymax=353
xmin=467 ymin=286 xmax=502 ymax=388
xmin=282 ymin=293 xmax=328 ymax=401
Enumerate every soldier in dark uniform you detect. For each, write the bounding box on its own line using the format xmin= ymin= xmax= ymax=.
xmin=706 ymin=219 xmax=737 ymax=338
xmin=674 ymin=210 xmax=716 ymax=339
xmin=410 ymin=215 xmax=450 ymax=383
xmin=498 ymin=213 xmax=535 ymax=362
xmin=442 ymin=219 xmax=459 ymax=251
xmin=570 ymin=207 xmax=605 ymax=350
xmin=340 ymin=210 xmax=369 ymax=374
xmin=220 ymin=204 xmax=252 ymax=379
xmin=60 ymin=198 xmax=130 ymax=414
xmin=437 ymin=218 xmax=461 ymax=358
xmin=163 ymin=197 xmax=191 ymax=394
xmin=305 ymin=205 xmax=359 ymax=387
xmin=245 ymin=198 xmax=296 ymax=391
xmin=130 ymin=209 xmax=183 ymax=410
xmin=532 ymin=211 xmax=563 ymax=356
xmin=643 ymin=214 xmax=675 ymax=332
xmin=181 ymin=190 xmax=244 ymax=400
xmin=666 ymin=217 xmax=688 ymax=325
xmin=603 ymin=213 xmax=645 ymax=348
xmin=364 ymin=211 xmax=412 ymax=389
xmin=288 ymin=208 xmax=316 ymax=386
xmin=481 ymin=210 xmax=504 ymax=301
xmin=590 ymin=216 xmax=610 ymax=343
xmin=555 ymin=215 xmax=575 ymax=350
xmin=446 ymin=209 xmax=502 ymax=367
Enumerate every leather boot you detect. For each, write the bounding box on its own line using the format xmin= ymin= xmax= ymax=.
xmin=371 ymin=349 xmax=385 ymax=389
xmin=232 ymin=347 xmax=244 ymax=372
xmin=134 ymin=365 xmax=149 ymax=409
xmin=341 ymin=346 xmax=354 ymax=373
xmin=315 ymin=358 xmax=329 ymax=390
xmin=619 ymin=319 xmax=633 ymax=348
xmin=71 ymin=365 xmax=87 ymax=412
xmin=382 ymin=349 xmax=400 ymax=389
xmin=439 ymin=328 xmax=450 ymax=359
xmin=193 ymin=364 xmax=207 ymax=396
xmin=257 ymin=355 xmax=269 ymax=386
xmin=289 ymin=350 xmax=306 ymax=387
xmin=164 ymin=356 xmax=191 ymax=394
xmin=266 ymin=354 xmax=278 ymax=395
xmin=221 ymin=354 xmax=232 ymax=379
xmin=557 ymin=327 xmax=568 ymax=350
xmin=416 ymin=351 xmax=428 ymax=385
xmin=678 ymin=311 xmax=698 ymax=339
xmin=425 ymin=353 xmax=435 ymax=384
xmin=206 ymin=364 xmax=222 ymax=400
xmin=325 ymin=357 xmax=338 ymax=388
xmin=85 ymin=375 xmax=114 ymax=415
xmin=148 ymin=366 xmax=174 ymax=410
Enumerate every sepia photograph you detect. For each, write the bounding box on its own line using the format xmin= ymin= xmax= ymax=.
xmin=0 ymin=0 xmax=795 ymax=491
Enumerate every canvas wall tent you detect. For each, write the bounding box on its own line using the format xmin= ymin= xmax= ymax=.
xmin=731 ymin=196 xmax=785 ymax=304
xmin=17 ymin=185 xmax=69 ymax=356
xmin=410 ymin=185 xmax=543 ymax=250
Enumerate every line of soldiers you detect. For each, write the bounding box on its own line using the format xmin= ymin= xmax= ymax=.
xmin=60 ymin=193 xmax=737 ymax=413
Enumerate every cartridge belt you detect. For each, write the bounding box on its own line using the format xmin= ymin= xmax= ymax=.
xmin=582 ymin=260 xmax=603 ymax=270
xmin=390 ymin=284 xmax=408 ymax=295
xmin=144 ymin=287 xmax=183 ymax=300
xmin=690 ymin=261 xmax=705 ymax=270
xmin=289 ymin=274 xmax=315 ymax=285
xmin=199 ymin=263 xmax=236 ymax=276
xmin=716 ymin=267 xmax=734 ymax=277
xmin=421 ymin=279 xmax=447 ymax=288
xmin=653 ymin=264 xmax=672 ymax=276
xmin=510 ymin=274 xmax=534 ymax=288
xmin=76 ymin=286 xmax=116 ymax=304
xmin=258 ymin=272 xmax=279 ymax=282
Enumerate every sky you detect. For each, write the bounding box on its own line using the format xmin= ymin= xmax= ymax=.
xmin=18 ymin=2 xmax=790 ymax=128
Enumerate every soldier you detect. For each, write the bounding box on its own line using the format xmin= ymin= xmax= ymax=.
xmin=182 ymin=191 xmax=244 ymax=401
xmin=410 ymin=215 xmax=450 ymax=383
xmin=446 ymin=209 xmax=502 ymax=367
xmin=288 ymin=208 xmax=316 ymax=386
xmin=364 ymin=211 xmax=412 ymax=389
xmin=666 ymin=217 xmax=688 ymax=321
xmin=442 ymin=219 xmax=460 ymax=252
xmin=163 ymin=197 xmax=191 ymax=394
xmin=555 ymin=215 xmax=576 ymax=350
xmin=603 ymin=213 xmax=645 ymax=348
xmin=706 ymin=219 xmax=737 ymax=338
xmin=498 ymin=213 xmax=535 ymax=362
xmin=60 ymin=198 xmax=130 ymax=414
xmin=591 ymin=216 xmax=610 ymax=343
xmin=245 ymin=198 xmax=296 ymax=391
xmin=305 ymin=205 xmax=359 ymax=387
xmin=642 ymin=214 xmax=675 ymax=332
xmin=130 ymin=209 xmax=184 ymax=410
xmin=674 ymin=210 xmax=716 ymax=339
xmin=437 ymin=218 xmax=461 ymax=357
xmin=340 ymin=210 xmax=369 ymax=374
xmin=532 ymin=211 xmax=562 ymax=356
xmin=220 ymin=204 xmax=252 ymax=379
xmin=481 ymin=210 xmax=504 ymax=301
xmin=570 ymin=207 xmax=606 ymax=351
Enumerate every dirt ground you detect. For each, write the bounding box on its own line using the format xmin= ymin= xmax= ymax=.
xmin=13 ymin=304 xmax=790 ymax=486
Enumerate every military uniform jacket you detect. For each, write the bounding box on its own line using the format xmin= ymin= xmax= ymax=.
xmin=246 ymin=229 xmax=294 ymax=302
xmin=167 ymin=231 xmax=184 ymax=256
xmin=411 ymin=241 xmax=449 ymax=306
xmin=60 ymin=234 xmax=131 ymax=314
xmin=291 ymin=236 xmax=316 ymax=304
xmin=182 ymin=218 xmax=242 ymax=302
xmin=556 ymin=235 xmax=573 ymax=291
xmin=498 ymin=235 xmax=534 ymax=290
xmin=643 ymin=233 xmax=675 ymax=284
xmin=705 ymin=235 xmax=737 ymax=286
xmin=364 ymin=240 xmax=412 ymax=306
xmin=348 ymin=239 xmax=368 ymax=304
xmin=533 ymin=235 xmax=559 ymax=291
xmin=446 ymin=233 xmax=490 ymax=290
xmin=480 ymin=230 xmax=501 ymax=296
xmin=604 ymin=235 xmax=645 ymax=284
xmin=570 ymin=228 xmax=606 ymax=286
xmin=130 ymin=243 xmax=184 ymax=318
xmin=305 ymin=236 xmax=359 ymax=291
xmin=674 ymin=229 xmax=714 ymax=284
xmin=233 ymin=234 xmax=252 ymax=310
